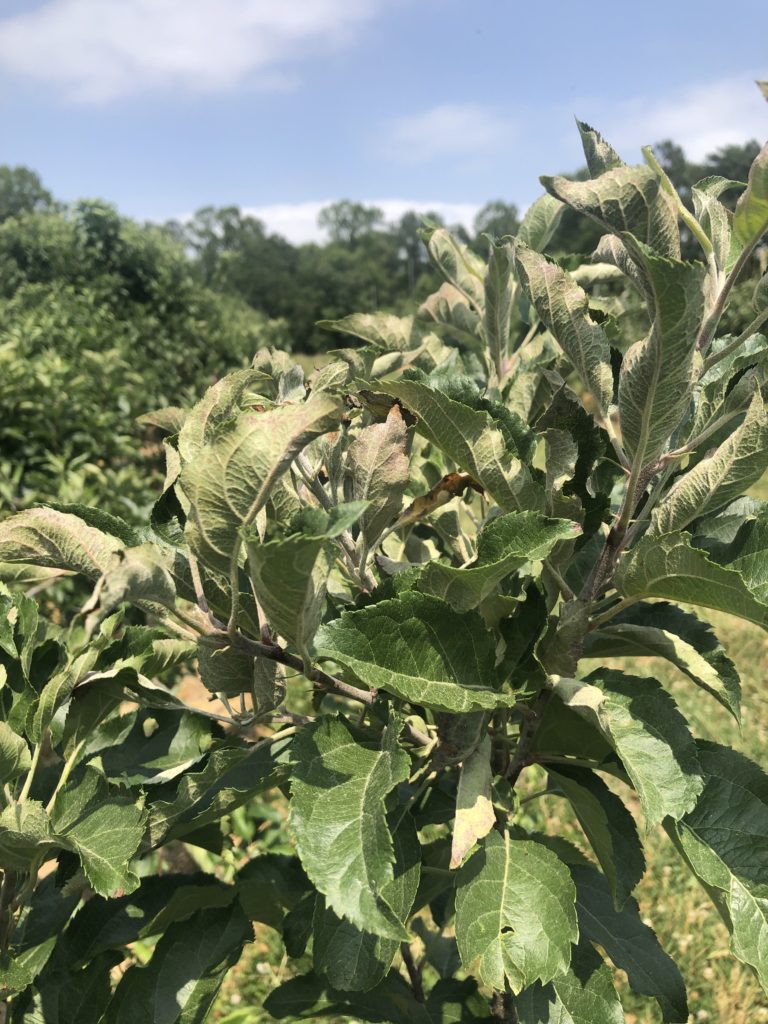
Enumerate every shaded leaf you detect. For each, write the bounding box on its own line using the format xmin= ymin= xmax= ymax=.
xmin=548 ymin=764 xmax=644 ymax=908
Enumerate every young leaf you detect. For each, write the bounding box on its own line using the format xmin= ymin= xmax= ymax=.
xmin=0 ymin=721 xmax=30 ymax=783
xmin=347 ymin=404 xmax=410 ymax=552
xmin=177 ymin=367 xmax=270 ymax=462
xmin=584 ymin=601 xmax=741 ymax=722
xmin=618 ymin=251 xmax=705 ymax=468
xmin=454 ymin=829 xmax=578 ymax=993
xmin=425 ymin=227 xmax=486 ymax=311
xmin=101 ymin=904 xmax=252 ymax=1024
xmin=419 ymin=512 xmax=580 ymax=612
xmin=733 ymin=142 xmax=768 ymax=250
xmin=576 ymin=120 xmax=623 ymax=176
xmin=616 ymin=531 xmax=768 ymax=628
xmin=450 ymin=735 xmax=495 ymax=869
xmin=312 ymin=812 xmax=420 ymax=991
xmin=318 ymin=312 xmax=433 ymax=351
xmin=370 ymin=378 xmax=542 ymax=512
xmin=514 ymin=938 xmax=623 ymax=1024
xmin=652 ymin=390 xmax=768 ymax=533
xmin=542 ymin=163 xmax=679 ymax=258
xmin=50 ymin=767 xmax=146 ymax=897
xmin=514 ymin=244 xmax=614 ymax=415
xmin=418 ymin=282 xmax=484 ymax=350
xmin=181 ymin=395 xmax=341 ymax=572
xmin=289 ymin=716 xmax=411 ymax=940
xmin=316 ymin=592 xmax=511 ymax=713
xmin=550 ymin=672 xmax=702 ymax=826
xmin=547 ymin=765 xmax=645 ymax=908
xmin=244 ymin=502 xmax=367 ymax=655
xmin=515 ymin=193 xmax=563 ymax=253
xmin=0 ymin=801 xmax=54 ymax=870
xmin=99 ymin=543 xmax=178 ymax=614
xmin=483 ymin=239 xmax=514 ymax=375
xmin=0 ymin=507 xmax=122 ymax=580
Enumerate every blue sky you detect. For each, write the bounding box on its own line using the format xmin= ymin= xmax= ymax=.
xmin=0 ymin=0 xmax=766 ymax=241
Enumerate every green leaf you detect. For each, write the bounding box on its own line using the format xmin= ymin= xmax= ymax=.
xmin=316 ymin=592 xmax=511 ymax=713
xmin=318 ymin=312 xmax=433 ymax=351
xmin=244 ymin=502 xmax=366 ymax=655
xmin=516 ymin=194 xmax=564 ymax=253
xmin=547 ymin=765 xmax=645 ymax=908
xmin=454 ymin=830 xmax=578 ymax=993
xmin=514 ymin=244 xmax=614 ymax=414
xmin=419 ymin=512 xmax=580 ymax=612
xmin=177 ymin=368 xmax=270 ymax=462
xmin=0 ymin=507 xmax=122 ymax=580
xmin=571 ymin=862 xmax=688 ymax=1022
xmin=0 ymin=801 xmax=54 ymax=870
xmin=312 ymin=812 xmax=421 ymax=991
xmin=0 ymin=936 xmax=56 ymax=996
xmin=50 ymin=767 xmax=146 ymax=896
xmin=550 ymin=671 xmax=702 ymax=826
xmin=653 ymin=391 xmax=768 ymax=533
xmin=450 ymin=735 xmax=495 ymax=869
xmin=618 ymin=250 xmax=705 ymax=467
xmin=367 ymin=378 xmax=541 ymax=513
xmin=289 ymin=716 xmax=410 ymax=940
xmin=347 ymin=405 xmax=410 ymax=552
xmin=514 ymin=938 xmax=623 ymax=1024
xmin=425 ymin=228 xmax=486 ymax=311
xmin=576 ymin=120 xmax=623 ymax=177
xmin=147 ymin=734 xmax=292 ymax=846
xmin=733 ymin=142 xmax=768 ymax=249
xmin=483 ymin=239 xmax=514 ymax=374
xmin=102 ymin=904 xmax=252 ymax=1024
xmin=181 ymin=395 xmax=341 ymax=573
xmin=0 ymin=721 xmax=30 ymax=783
xmin=584 ymin=601 xmax=741 ymax=722
xmin=616 ymin=530 xmax=768 ymax=628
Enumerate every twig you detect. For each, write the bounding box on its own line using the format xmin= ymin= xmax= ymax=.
xmin=220 ymin=632 xmax=432 ymax=747
xmin=401 ymin=942 xmax=425 ymax=1003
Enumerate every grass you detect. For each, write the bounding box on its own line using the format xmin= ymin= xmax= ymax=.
xmin=211 ymin=478 xmax=768 ymax=1024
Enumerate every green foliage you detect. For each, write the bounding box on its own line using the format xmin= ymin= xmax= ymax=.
xmin=0 ymin=196 xmax=285 ymax=518
xmin=1 ymin=125 xmax=768 ymax=1024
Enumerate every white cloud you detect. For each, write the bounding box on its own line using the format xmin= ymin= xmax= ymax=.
xmin=380 ymin=103 xmax=515 ymax=163
xmin=0 ymin=0 xmax=379 ymax=103
xmin=239 ymin=198 xmax=482 ymax=244
xmin=595 ymin=74 xmax=767 ymax=161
